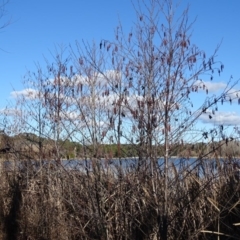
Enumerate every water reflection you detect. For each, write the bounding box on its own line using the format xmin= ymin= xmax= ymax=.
xmin=2 ymin=157 xmax=240 ymax=174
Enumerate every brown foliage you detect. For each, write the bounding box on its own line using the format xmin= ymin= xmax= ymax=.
xmin=0 ymin=158 xmax=239 ymax=239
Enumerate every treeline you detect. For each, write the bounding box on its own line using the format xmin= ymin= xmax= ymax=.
xmin=1 ymin=132 xmax=239 ymax=160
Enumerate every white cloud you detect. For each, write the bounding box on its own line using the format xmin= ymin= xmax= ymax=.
xmin=10 ymin=69 xmax=122 ymax=104
xmin=227 ymin=88 xmax=240 ymax=100
xmin=43 ymin=70 xmax=121 ymax=87
xmin=200 ymin=111 xmax=240 ymax=125
xmin=11 ymin=88 xmax=41 ymax=100
xmin=195 ymin=80 xmax=227 ymax=92
xmin=0 ymin=108 xmax=21 ymax=116
xmin=10 ymin=88 xmax=77 ymax=107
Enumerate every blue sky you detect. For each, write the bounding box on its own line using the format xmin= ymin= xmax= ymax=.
xmin=1 ymin=0 xmax=240 ymax=130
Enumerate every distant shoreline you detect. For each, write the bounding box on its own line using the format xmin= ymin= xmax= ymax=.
xmin=1 ymin=155 xmax=239 ymax=162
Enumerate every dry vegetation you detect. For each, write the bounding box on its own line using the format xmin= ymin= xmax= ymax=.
xmin=1 ymin=0 xmax=240 ymax=239
xmin=0 ymin=156 xmax=240 ymax=239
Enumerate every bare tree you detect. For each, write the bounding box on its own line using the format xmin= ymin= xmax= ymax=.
xmin=0 ymin=0 xmax=11 ymax=53
xmin=79 ymin=0 xmax=240 ymax=238
xmin=0 ymin=0 xmax=10 ymax=28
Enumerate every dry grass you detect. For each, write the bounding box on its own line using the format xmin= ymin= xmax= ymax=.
xmin=0 ymin=157 xmax=239 ymax=239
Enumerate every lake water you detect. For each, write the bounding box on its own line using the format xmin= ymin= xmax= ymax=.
xmin=2 ymin=157 xmax=239 ymax=175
